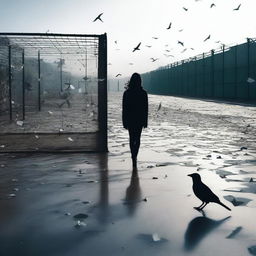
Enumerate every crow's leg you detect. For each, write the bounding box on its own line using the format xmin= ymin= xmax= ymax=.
xmin=194 ymin=202 xmax=205 ymax=210
xmin=200 ymin=202 xmax=208 ymax=210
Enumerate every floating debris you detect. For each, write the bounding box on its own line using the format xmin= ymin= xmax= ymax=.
xmin=240 ymin=146 xmax=247 ymax=151
xmin=152 ymin=177 xmax=158 ymax=180
xmin=65 ymin=212 xmax=71 ymax=216
xmin=73 ymin=213 xmax=89 ymax=220
xmin=82 ymin=201 xmax=91 ymax=204
xmin=164 ymin=174 xmax=168 ymax=178
xmin=59 ymin=128 xmax=64 ymax=132
xmin=35 ymin=135 xmax=39 ymax=139
xmin=13 ymin=188 xmax=19 ymax=192
xmin=48 ymin=111 xmax=53 ymax=115
xmin=217 ymin=155 xmax=222 ymax=159
xmin=143 ymin=197 xmax=148 ymax=202
xmin=87 ymin=180 xmax=98 ymax=183
xmin=8 ymin=193 xmax=16 ymax=198
xmin=147 ymin=165 xmax=154 ymax=168
xmin=249 ymin=178 xmax=254 ymax=182
xmin=1 ymin=164 xmax=5 ymax=168
xmin=11 ymin=178 xmax=18 ymax=182
xmin=0 ymin=145 xmax=5 ymax=148
xmin=226 ymin=226 xmax=242 ymax=239
xmin=16 ymin=121 xmax=23 ymax=126
xmin=68 ymin=137 xmax=74 ymax=142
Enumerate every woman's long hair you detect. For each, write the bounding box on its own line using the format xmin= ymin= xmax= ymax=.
xmin=127 ymin=73 xmax=142 ymax=89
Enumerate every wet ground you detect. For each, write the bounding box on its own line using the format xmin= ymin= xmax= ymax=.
xmin=0 ymin=92 xmax=256 ymax=256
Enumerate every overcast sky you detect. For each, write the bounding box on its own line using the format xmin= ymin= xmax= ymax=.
xmin=0 ymin=0 xmax=256 ymax=79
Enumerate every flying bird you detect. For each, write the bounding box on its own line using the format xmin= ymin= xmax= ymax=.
xmin=115 ymin=73 xmax=122 ymax=77
xmin=152 ymin=37 xmax=159 ymax=39
xmin=188 ymin=173 xmax=231 ymax=211
xmin=150 ymin=58 xmax=158 ymax=62
xmin=215 ymin=40 xmax=221 ymax=43
xmin=204 ymin=34 xmax=211 ymax=42
xmin=233 ymin=4 xmax=241 ymax=11
xmin=129 ymin=63 xmax=134 ymax=65
xmin=179 ymin=29 xmax=184 ymax=32
xmin=210 ymin=3 xmax=216 ymax=8
xmin=181 ymin=48 xmax=187 ymax=53
xmin=93 ymin=13 xmax=103 ymax=22
xmin=145 ymin=45 xmax=152 ymax=48
xmin=166 ymin=22 xmax=172 ymax=30
xmin=133 ymin=42 xmax=141 ymax=52
xmin=114 ymin=40 xmax=117 ymax=44
xmin=178 ymin=41 xmax=184 ymax=46
xmin=190 ymin=47 xmax=195 ymax=50
xmin=183 ymin=7 xmax=188 ymax=11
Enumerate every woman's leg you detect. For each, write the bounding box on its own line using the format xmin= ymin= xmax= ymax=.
xmin=128 ymin=127 xmax=143 ymax=167
xmin=133 ymin=127 xmax=143 ymax=159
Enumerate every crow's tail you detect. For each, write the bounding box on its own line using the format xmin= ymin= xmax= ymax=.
xmin=218 ymin=201 xmax=231 ymax=211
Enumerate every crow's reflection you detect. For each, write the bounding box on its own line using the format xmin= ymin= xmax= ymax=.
xmin=184 ymin=211 xmax=231 ymax=251
xmin=125 ymin=167 xmax=142 ymax=216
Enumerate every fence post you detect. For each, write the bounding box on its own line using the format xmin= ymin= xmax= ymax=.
xmin=38 ymin=50 xmax=41 ymax=111
xmin=202 ymin=53 xmax=205 ymax=97
xmin=98 ymin=33 xmax=108 ymax=152
xmin=234 ymin=45 xmax=238 ymax=99
xmin=211 ymin=50 xmax=215 ymax=98
xmin=194 ymin=57 xmax=197 ymax=97
xmin=8 ymin=45 xmax=12 ymax=121
xmin=222 ymin=45 xmax=225 ymax=99
xmin=22 ymin=49 xmax=25 ymax=120
xmin=247 ymin=38 xmax=250 ymax=100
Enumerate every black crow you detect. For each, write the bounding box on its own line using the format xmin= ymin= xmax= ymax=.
xmin=188 ymin=173 xmax=231 ymax=211
xmin=116 ymin=73 xmax=122 ymax=77
xmin=210 ymin=3 xmax=216 ymax=8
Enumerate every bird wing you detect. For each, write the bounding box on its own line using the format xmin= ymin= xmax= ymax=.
xmin=193 ymin=182 xmax=219 ymax=203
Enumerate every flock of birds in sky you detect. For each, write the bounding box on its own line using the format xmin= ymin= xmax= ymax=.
xmin=92 ymin=2 xmax=243 ymax=78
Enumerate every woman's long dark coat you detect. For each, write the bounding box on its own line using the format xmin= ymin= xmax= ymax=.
xmin=122 ymin=87 xmax=148 ymax=129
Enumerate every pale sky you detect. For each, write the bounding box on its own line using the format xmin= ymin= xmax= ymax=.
xmin=0 ymin=0 xmax=256 ymax=78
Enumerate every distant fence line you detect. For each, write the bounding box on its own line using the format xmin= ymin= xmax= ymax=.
xmin=142 ymin=38 xmax=256 ymax=101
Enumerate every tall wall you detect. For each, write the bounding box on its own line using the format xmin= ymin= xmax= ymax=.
xmin=142 ymin=39 xmax=256 ymax=101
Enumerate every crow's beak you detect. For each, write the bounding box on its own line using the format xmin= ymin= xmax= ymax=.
xmin=187 ymin=174 xmax=192 ymax=177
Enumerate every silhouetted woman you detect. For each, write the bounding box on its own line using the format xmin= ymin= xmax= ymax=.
xmin=122 ymin=73 xmax=148 ymax=168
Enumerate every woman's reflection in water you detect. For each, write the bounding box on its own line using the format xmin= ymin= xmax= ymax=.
xmin=125 ymin=167 xmax=142 ymax=216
